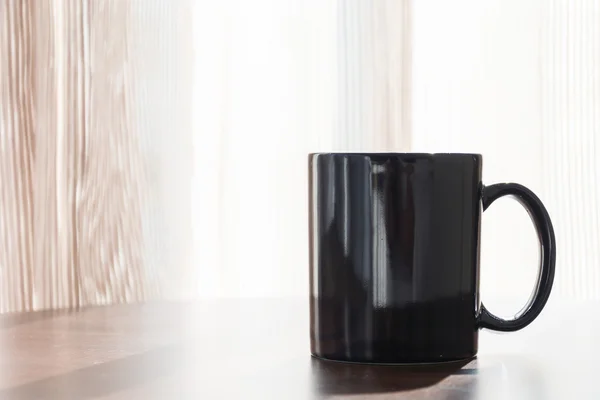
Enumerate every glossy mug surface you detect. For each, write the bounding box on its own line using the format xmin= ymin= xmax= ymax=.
xmin=308 ymin=153 xmax=555 ymax=364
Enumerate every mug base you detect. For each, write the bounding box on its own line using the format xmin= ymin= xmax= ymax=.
xmin=311 ymin=352 xmax=476 ymax=366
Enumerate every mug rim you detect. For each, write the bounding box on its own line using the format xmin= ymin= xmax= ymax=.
xmin=309 ymin=152 xmax=482 ymax=157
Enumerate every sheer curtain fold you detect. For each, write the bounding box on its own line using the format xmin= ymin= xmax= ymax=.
xmin=191 ymin=0 xmax=412 ymax=297
xmin=413 ymin=0 xmax=600 ymax=307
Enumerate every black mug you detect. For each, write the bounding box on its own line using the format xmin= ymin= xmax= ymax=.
xmin=308 ymin=153 xmax=555 ymax=364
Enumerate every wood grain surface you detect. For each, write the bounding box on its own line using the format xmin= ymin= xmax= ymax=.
xmin=0 ymin=0 xmax=154 ymax=312
xmin=0 ymin=298 xmax=595 ymax=399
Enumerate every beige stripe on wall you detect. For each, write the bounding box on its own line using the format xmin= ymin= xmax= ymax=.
xmin=334 ymin=0 xmax=412 ymax=151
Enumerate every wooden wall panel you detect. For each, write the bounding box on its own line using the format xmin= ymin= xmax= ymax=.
xmin=0 ymin=0 xmax=36 ymax=312
xmin=0 ymin=0 xmax=167 ymax=312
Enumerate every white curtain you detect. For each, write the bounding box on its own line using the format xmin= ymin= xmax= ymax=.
xmin=191 ymin=0 xmax=600 ymax=310
xmin=0 ymin=0 xmax=598 ymax=311
xmin=191 ymin=0 xmax=411 ymax=298
xmin=412 ymin=0 xmax=600 ymax=314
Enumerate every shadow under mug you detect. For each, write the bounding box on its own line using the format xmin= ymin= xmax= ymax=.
xmin=308 ymin=153 xmax=556 ymax=364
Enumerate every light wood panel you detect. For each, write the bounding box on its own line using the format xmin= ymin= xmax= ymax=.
xmin=0 ymin=0 xmax=157 ymax=312
xmin=0 ymin=0 xmax=36 ymax=312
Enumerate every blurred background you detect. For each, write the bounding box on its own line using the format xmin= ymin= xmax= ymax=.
xmin=0 ymin=0 xmax=598 ymax=317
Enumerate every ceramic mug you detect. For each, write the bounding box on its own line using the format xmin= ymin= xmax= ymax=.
xmin=308 ymin=153 xmax=555 ymax=363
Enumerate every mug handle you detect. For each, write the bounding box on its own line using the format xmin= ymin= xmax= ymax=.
xmin=478 ymin=183 xmax=556 ymax=332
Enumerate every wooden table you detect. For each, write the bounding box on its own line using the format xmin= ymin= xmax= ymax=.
xmin=0 ymin=298 xmax=595 ymax=399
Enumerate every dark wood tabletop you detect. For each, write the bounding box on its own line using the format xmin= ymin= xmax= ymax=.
xmin=0 ymin=298 xmax=595 ymax=399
